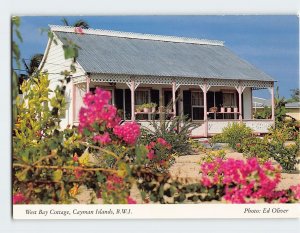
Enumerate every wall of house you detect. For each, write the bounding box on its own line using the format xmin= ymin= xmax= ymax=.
xmin=41 ymin=34 xmax=86 ymax=128
xmin=286 ymin=108 xmax=300 ymax=121
xmin=243 ymin=87 xmax=252 ymax=120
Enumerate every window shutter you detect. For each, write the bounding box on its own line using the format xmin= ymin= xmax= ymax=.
xmin=207 ymin=91 xmax=214 ymax=111
xmin=114 ymin=89 xmax=124 ymax=118
xmin=215 ymin=92 xmax=223 ymax=108
xmin=150 ymin=89 xmax=160 ymax=119
xmin=150 ymin=89 xmax=159 ymax=106
xmin=125 ymin=89 xmax=131 ymax=120
xmin=183 ymin=90 xmax=191 ymax=119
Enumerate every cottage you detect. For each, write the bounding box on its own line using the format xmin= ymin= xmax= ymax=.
xmin=39 ymin=25 xmax=275 ymax=137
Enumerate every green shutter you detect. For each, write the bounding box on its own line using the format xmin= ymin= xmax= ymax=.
xmin=183 ymin=90 xmax=191 ymax=119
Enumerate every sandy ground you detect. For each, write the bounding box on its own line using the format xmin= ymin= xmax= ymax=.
xmin=75 ymin=152 xmax=300 ymax=203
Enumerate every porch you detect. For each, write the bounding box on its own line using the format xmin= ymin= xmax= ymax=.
xmin=71 ymin=74 xmax=275 ymax=137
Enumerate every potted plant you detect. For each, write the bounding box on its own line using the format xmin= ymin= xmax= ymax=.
xmin=234 ymin=106 xmax=238 ymax=113
xmin=149 ymin=102 xmax=157 ymax=113
xmin=226 ymin=106 xmax=232 ymax=113
xmin=209 ymin=106 xmax=218 ymax=113
xmin=220 ymin=104 xmax=225 ymax=113
xmin=142 ymin=103 xmax=151 ymax=113
xmin=136 ymin=105 xmax=143 ymax=113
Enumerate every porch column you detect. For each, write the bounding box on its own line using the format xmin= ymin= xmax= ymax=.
xmin=172 ymin=80 xmax=176 ymax=116
xmin=238 ymin=85 xmax=243 ymax=121
xmin=86 ymin=76 xmax=90 ymax=93
xmin=203 ymin=83 xmax=208 ymax=137
xmin=271 ymin=84 xmax=275 ymax=121
xmin=72 ymin=81 xmax=76 ymax=123
xmin=131 ymin=79 xmax=135 ymax=121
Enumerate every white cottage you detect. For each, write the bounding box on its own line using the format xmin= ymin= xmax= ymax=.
xmin=39 ymin=25 xmax=275 ymax=137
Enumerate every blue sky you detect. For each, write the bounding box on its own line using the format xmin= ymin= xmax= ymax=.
xmin=15 ymin=16 xmax=299 ymax=98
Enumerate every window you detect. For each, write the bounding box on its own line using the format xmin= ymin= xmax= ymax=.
xmin=191 ymin=91 xmax=204 ymax=106
xmin=135 ymin=90 xmax=150 ymax=105
xmin=223 ymin=92 xmax=236 ymax=107
xmin=191 ymin=91 xmax=204 ymax=120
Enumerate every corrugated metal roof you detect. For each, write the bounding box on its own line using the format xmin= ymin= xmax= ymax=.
xmin=54 ymin=29 xmax=274 ymax=82
xmin=286 ymin=102 xmax=300 ymax=108
xmin=252 ymin=97 xmax=271 ymax=107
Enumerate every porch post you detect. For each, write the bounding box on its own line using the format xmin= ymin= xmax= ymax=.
xmin=203 ymin=82 xmax=208 ymax=137
xmin=86 ymin=76 xmax=90 ymax=93
xmin=238 ymin=85 xmax=243 ymax=121
xmin=271 ymin=83 xmax=275 ymax=121
xmin=131 ymin=79 xmax=135 ymax=121
xmin=72 ymin=81 xmax=76 ymax=123
xmin=172 ymin=80 xmax=176 ymax=116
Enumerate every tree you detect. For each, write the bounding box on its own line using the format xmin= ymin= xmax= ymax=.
xmin=254 ymin=86 xmax=290 ymax=122
xmin=22 ymin=53 xmax=44 ymax=76
xmin=61 ymin=18 xmax=90 ymax=29
xmin=290 ymin=88 xmax=299 ymax=102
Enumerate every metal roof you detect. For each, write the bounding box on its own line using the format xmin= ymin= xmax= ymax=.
xmin=252 ymin=97 xmax=271 ymax=107
xmin=53 ymin=26 xmax=274 ymax=82
xmin=286 ymin=102 xmax=300 ymax=108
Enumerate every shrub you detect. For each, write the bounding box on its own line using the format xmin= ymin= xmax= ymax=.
xmin=200 ymin=157 xmax=300 ymax=203
xmin=140 ymin=115 xmax=198 ymax=155
xmin=145 ymin=138 xmax=176 ymax=173
xmin=13 ymin=83 xmax=139 ymax=204
xmin=201 ymin=150 xmax=226 ymax=163
xmin=210 ymin=123 xmax=252 ymax=151
xmin=241 ymin=137 xmax=271 ymax=163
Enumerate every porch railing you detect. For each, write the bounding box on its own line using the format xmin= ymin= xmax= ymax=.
xmin=207 ymin=119 xmax=274 ymax=135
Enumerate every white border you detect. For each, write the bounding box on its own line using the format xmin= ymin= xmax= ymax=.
xmin=13 ymin=204 xmax=300 ymax=219
xmin=1 ymin=0 xmax=300 ymax=232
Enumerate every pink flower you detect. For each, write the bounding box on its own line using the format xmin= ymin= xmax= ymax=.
xmin=113 ymin=122 xmax=140 ymax=145
xmin=93 ymin=132 xmax=111 ymax=145
xmin=156 ymin=138 xmax=172 ymax=149
xmin=127 ymin=196 xmax=137 ymax=204
xmin=147 ymin=150 xmax=155 ymax=160
xmin=200 ymin=157 xmax=283 ymax=204
xmin=79 ymin=88 xmax=120 ymax=132
xmin=279 ymin=197 xmax=289 ymax=203
xmin=13 ymin=193 xmax=26 ymax=204
xmin=74 ymin=27 xmax=84 ymax=34
xmin=290 ymin=184 xmax=300 ymax=200
xmin=74 ymin=167 xmax=83 ymax=179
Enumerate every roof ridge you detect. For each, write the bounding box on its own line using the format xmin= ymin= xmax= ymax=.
xmin=49 ymin=24 xmax=224 ymax=46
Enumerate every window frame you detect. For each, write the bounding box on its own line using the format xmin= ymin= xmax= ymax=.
xmin=191 ymin=90 xmax=204 ymax=121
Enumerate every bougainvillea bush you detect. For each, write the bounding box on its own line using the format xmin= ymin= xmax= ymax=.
xmin=200 ymin=157 xmax=300 ymax=203
xmin=13 ymin=75 xmax=142 ymax=204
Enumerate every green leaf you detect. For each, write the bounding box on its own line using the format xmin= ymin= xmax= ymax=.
xmin=16 ymin=170 xmax=28 ymax=181
xmin=70 ymin=64 xmax=76 ymax=73
xmin=135 ymin=144 xmax=148 ymax=164
xmin=52 ymin=169 xmax=63 ymax=182
xmin=63 ymin=45 xmax=76 ymax=59
xmin=12 ymin=16 xmax=20 ymax=27
xmin=15 ymin=29 xmax=23 ymax=42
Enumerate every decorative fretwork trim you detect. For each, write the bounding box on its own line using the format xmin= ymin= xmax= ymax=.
xmin=87 ymin=74 xmax=274 ymax=88
xmin=72 ymin=76 xmax=87 ymax=84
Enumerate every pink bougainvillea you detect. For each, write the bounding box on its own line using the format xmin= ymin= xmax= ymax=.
xmin=13 ymin=192 xmax=27 ymax=204
xmin=78 ymin=88 xmax=140 ymax=146
xmin=146 ymin=138 xmax=172 ymax=160
xmin=200 ymin=157 xmax=283 ymax=203
xmin=79 ymin=88 xmax=121 ymax=132
xmin=93 ymin=132 xmax=111 ymax=145
xmin=290 ymin=184 xmax=300 ymax=200
xmin=113 ymin=122 xmax=140 ymax=145
xmin=127 ymin=196 xmax=137 ymax=204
